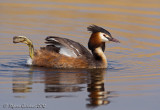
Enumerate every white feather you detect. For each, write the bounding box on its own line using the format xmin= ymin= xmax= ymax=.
xmin=48 ymin=38 xmax=58 ymax=42
xmin=60 ymin=47 xmax=77 ymax=58
xmin=48 ymin=38 xmax=78 ymax=58
xmin=27 ymin=57 xmax=33 ymax=65
xmin=70 ymin=45 xmax=81 ymax=56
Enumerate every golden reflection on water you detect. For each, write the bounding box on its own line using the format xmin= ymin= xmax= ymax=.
xmin=0 ymin=0 xmax=160 ymax=109
xmin=12 ymin=72 xmax=33 ymax=93
xmin=87 ymin=69 xmax=110 ymax=107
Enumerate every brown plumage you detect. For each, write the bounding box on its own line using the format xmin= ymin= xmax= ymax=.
xmin=13 ymin=25 xmax=120 ymax=68
xmin=33 ymin=49 xmax=89 ymax=68
xmin=88 ymin=32 xmax=105 ymax=52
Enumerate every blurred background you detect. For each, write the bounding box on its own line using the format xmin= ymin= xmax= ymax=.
xmin=0 ymin=0 xmax=160 ymax=110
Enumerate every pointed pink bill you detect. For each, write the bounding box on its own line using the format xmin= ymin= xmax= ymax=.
xmin=110 ymin=38 xmax=120 ymax=43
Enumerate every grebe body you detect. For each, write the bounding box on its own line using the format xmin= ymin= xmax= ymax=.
xmin=13 ymin=25 xmax=120 ymax=68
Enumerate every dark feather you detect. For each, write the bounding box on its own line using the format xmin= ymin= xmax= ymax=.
xmin=101 ymin=42 xmax=105 ymax=52
xmin=46 ymin=45 xmax=60 ymax=53
xmin=87 ymin=25 xmax=112 ymax=37
xmin=44 ymin=36 xmax=92 ymax=58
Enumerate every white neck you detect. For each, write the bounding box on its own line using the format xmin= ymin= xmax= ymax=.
xmin=92 ymin=47 xmax=107 ymax=68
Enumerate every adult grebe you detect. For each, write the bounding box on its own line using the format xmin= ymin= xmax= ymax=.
xmin=13 ymin=25 xmax=120 ymax=68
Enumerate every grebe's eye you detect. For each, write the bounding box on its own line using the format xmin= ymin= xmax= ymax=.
xmin=103 ymin=34 xmax=106 ymax=37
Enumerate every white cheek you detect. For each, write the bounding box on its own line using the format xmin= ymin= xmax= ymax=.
xmin=99 ymin=33 xmax=109 ymax=42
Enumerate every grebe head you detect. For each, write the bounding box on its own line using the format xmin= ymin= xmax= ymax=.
xmin=87 ymin=25 xmax=120 ymax=50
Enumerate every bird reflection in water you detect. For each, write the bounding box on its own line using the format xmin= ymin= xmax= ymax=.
xmin=87 ymin=69 xmax=110 ymax=108
xmin=43 ymin=68 xmax=111 ymax=107
xmin=44 ymin=69 xmax=88 ymax=93
xmin=12 ymin=71 xmax=33 ymax=98
xmin=12 ymin=67 xmax=111 ymax=106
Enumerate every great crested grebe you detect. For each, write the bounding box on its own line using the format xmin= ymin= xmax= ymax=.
xmin=13 ymin=25 xmax=120 ymax=68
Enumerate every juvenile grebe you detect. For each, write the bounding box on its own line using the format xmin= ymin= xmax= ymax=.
xmin=13 ymin=25 xmax=120 ymax=68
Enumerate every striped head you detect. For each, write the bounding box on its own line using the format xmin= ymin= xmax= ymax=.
xmin=87 ymin=25 xmax=120 ymax=50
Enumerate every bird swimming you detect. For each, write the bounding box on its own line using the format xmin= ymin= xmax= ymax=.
xmin=13 ymin=25 xmax=120 ymax=68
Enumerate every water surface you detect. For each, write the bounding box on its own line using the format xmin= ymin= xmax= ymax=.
xmin=0 ymin=0 xmax=160 ymax=110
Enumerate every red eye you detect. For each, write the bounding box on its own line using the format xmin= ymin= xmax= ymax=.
xmin=103 ymin=34 xmax=106 ymax=37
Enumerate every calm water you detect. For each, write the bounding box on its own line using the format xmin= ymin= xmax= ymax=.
xmin=0 ymin=0 xmax=160 ymax=110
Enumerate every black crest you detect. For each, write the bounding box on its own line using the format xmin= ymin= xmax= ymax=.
xmin=87 ymin=25 xmax=112 ymax=36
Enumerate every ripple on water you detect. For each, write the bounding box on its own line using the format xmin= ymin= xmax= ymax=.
xmin=0 ymin=0 xmax=160 ymax=109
